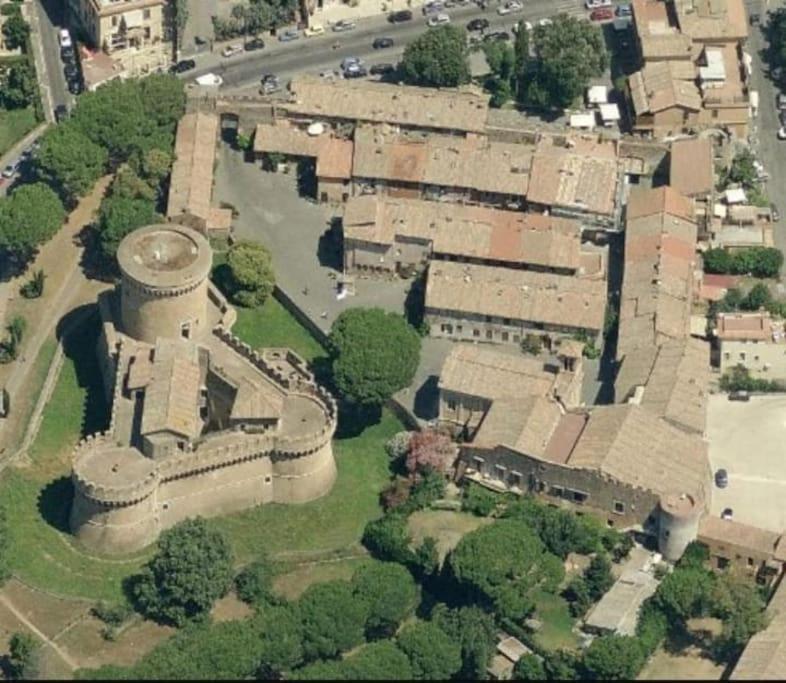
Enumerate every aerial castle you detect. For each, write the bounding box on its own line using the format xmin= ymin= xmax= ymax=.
xmin=69 ymin=224 xmax=337 ymax=554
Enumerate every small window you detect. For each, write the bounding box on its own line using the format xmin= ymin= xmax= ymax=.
xmin=613 ymin=500 xmax=625 ymax=514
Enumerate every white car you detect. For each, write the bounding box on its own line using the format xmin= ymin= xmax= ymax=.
xmin=304 ymin=24 xmax=325 ymax=37
xmin=428 ymin=12 xmax=451 ymax=26
xmin=221 ymin=44 xmax=243 ymax=58
xmin=59 ymin=29 xmax=72 ymax=49
xmin=195 ymin=73 xmax=223 ymax=87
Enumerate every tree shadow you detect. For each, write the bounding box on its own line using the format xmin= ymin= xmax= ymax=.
xmin=37 ymin=476 xmax=74 ymax=534
xmin=413 ymin=375 xmax=439 ymax=421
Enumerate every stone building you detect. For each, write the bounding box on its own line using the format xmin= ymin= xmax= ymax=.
xmin=69 ymin=224 xmax=337 ymax=554
xmin=67 ymin=0 xmax=173 ymax=77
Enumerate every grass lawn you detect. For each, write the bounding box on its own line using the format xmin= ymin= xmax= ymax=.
xmin=233 ymin=296 xmax=326 ymax=363
xmin=532 ymin=589 xmax=581 ymax=653
xmin=0 ymin=107 xmax=36 ymax=157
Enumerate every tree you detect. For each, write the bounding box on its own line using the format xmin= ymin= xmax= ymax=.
xmin=36 ymin=124 xmax=108 ymax=201
xmin=2 ymin=9 xmax=29 ymax=51
xmin=400 ymin=25 xmax=470 ymax=88
xmin=8 ymin=632 xmax=39 ymax=680
xmin=397 ymin=621 xmax=462 ymax=680
xmin=520 ymin=14 xmax=607 ymax=109
xmin=97 ymin=195 xmax=159 ymax=260
xmin=585 ymin=553 xmax=614 ymax=600
xmin=224 ymin=240 xmax=276 ymax=308
xmin=362 ymin=514 xmax=415 ymax=565
xmin=446 ymin=519 xmax=564 ymax=620
xmin=351 ymin=562 xmax=419 ymax=639
xmin=583 ymin=635 xmax=645 ymax=680
xmin=406 ymin=429 xmax=456 ymax=477
xmin=514 ymin=654 xmax=546 ymax=680
xmin=297 ymin=580 xmax=369 ymax=661
xmin=339 ymin=640 xmax=414 ymax=680
xmin=131 ymin=517 xmax=234 ymax=626
xmin=432 ymin=605 xmax=496 ymax=680
xmin=0 ymin=183 xmax=66 ymax=262
xmin=329 ymin=308 xmax=421 ymax=407
xmin=1 ymin=62 xmax=36 ymax=109
xmin=234 ymin=558 xmax=273 ymax=605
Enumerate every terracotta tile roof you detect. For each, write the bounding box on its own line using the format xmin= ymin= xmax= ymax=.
xmin=670 ymin=138 xmax=714 ymax=197
xmin=566 ymin=404 xmax=710 ymax=501
xmin=343 ymin=195 xmax=583 ymax=271
xmin=526 ymin=136 xmax=619 ymax=217
xmin=716 ymin=312 xmax=776 ymax=342
xmin=426 ymin=261 xmax=607 ymax=334
xmin=285 ymin=75 xmax=490 ymax=133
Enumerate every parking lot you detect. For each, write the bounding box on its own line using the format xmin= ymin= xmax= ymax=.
xmin=707 ymin=392 xmax=786 ymax=532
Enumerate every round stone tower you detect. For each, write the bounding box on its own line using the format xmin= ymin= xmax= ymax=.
xmin=116 ymin=224 xmax=212 ymax=344
xmin=658 ymin=492 xmax=703 ymax=562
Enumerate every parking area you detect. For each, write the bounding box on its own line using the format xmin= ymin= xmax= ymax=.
xmin=707 ymin=393 xmax=786 ymax=533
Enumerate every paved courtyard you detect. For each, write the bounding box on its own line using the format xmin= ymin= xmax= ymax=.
xmin=707 ymin=393 xmax=786 ymax=533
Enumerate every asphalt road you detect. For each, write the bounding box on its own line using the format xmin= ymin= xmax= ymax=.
xmin=186 ymin=0 xmax=587 ymax=89
xmin=34 ymin=0 xmax=71 ymax=113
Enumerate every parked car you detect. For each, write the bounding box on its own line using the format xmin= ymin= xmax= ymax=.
xmin=332 ymin=19 xmax=356 ymax=32
xmin=590 ymin=7 xmax=614 ymax=21
xmin=771 ymin=203 xmax=781 ymax=222
xmin=422 ymin=1 xmax=445 ymax=15
xmin=721 ymin=508 xmax=733 ymax=520
xmin=171 ymin=59 xmax=196 ymax=74
xmin=389 ymin=9 xmax=413 ymax=22
xmin=59 ymin=29 xmax=72 ymax=49
xmin=221 ymin=44 xmax=243 ymax=58
xmin=373 ymin=37 xmax=394 ymax=49
xmin=54 ymin=104 xmax=69 ymax=123
xmin=370 ymin=62 xmax=396 ymax=76
xmin=467 ymin=18 xmax=489 ymax=31
xmin=715 ymin=469 xmax=729 ymax=488
xmin=245 ymin=37 xmax=266 ymax=51
xmin=729 ymin=390 xmax=750 ymax=401
xmin=278 ymin=28 xmax=300 ymax=42
xmin=304 ymin=24 xmax=325 ymax=37
xmin=428 ymin=13 xmax=451 ymax=26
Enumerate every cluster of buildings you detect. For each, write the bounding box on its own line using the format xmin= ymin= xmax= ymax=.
xmin=66 ymin=0 xmax=173 ymax=89
xmin=626 ymin=0 xmax=753 ymax=139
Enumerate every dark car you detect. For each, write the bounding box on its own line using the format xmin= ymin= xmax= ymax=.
xmin=483 ymin=31 xmax=510 ymax=42
xmin=467 ymin=18 xmax=490 ymax=31
xmin=370 ymin=62 xmax=396 ymax=76
xmin=54 ymin=104 xmax=69 ymax=123
xmin=245 ymin=37 xmax=265 ymax=51
xmin=388 ymin=9 xmax=413 ymax=22
xmin=715 ymin=469 xmax=729 ymax=488
xmin=372 ymin=37 xmax=394 ymax=49
xmin=171 ymin=59 xmax=196 ymax=74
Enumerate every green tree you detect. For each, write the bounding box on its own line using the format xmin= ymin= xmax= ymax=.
xmin=432 ymin=605 xmax=496 ymax=680
xmin=234 ymin=557 xmax=274 ymax=605
xmin=297 ymin=580 xmax=369 ymax=660
xmin=8 ymin=632 xmax=39 ymax=680
xmin=329 ymin=308 xmax=421 ymax=407
xmin=400 ymin=25 xmax=470 ymax=88
xmin=2 ymin=10 xmax=29 ymax=51
xmin=520 ymin=14 xmax=607 ymax=109
xmin=514 ymin=653 xmax=546 ymax=680
xmin=1 ymin=62 xmax=36 ymax=109
xmin=352 ymin=562 xmax=419 ymax=639
xmin=585 ymin=553 xmax=614 ymax=600
xmin=362 ymin=514 xmax=415 ymax=565
xmin=397 ymin=621 xmax=462 ymax=680
xmin=224 ymin=240 xmax=276 ymax=308
xmin=0 ymin=183 xmax=66 ymax=262
xmin=97 ymin=195 xmax=158 ymax=260
xmin=131 ymin=518 xmax=234 ymax=626
xmin=446 ymin=519 xmax=564 ymax=620
xmin=583 ymin=635 xmax=645 ymax=680
xmin=36 ymin=124 xmax=108 ymax=201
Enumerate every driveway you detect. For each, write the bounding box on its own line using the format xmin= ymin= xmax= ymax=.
xmin=707 ymin=392 xmax=786 ymax=532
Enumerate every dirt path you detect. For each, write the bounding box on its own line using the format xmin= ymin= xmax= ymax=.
xmin=0 ymin=594 xmax=78 ymax=671
xmin=0 ymin=177 xmax=111 ymax=456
